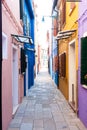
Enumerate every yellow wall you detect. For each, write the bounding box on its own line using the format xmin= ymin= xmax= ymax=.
xmin=59 ymin=2 xmax=78 ymax=100
xmin=64 ymin=3 xmax=78 ymax=30
xmin=65 ymin=2 xmax=78 ymax=70
xmin=59 ymin=40 xmax=68 ymax=99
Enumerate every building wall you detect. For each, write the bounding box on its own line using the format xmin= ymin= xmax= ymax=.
xmin=2 ymin=1 xmax=23 ymax=130
xmin=58 ymin=2 xmax=78 ymax=100
xmin=24 ymin=0 xmax=35 ymax=91
xmin=52 ymin=16 xmax=58 ymax=85
xmin=38 ymin=45 xmax=41 ymax=72
xmin=5 ymin=0 xmax=20 ymax=22
xmin=59 ymin=40 xmax=68 ymax=99
xmin=64 ymin=2 xmax=78 ymax=70
xmin=78 ymin=0 xmax=87 ymax=127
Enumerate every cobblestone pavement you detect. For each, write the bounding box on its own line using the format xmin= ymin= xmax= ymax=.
xmin=8 ymin=71 xmax=87 ymax=130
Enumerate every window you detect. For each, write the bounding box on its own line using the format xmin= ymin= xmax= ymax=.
xmin=23 ymin=14 xmax=30 ymax=36
xmin=60 ymin=0 xmax=66 ymax=29
xmin=23 ymin=13 xmax=27 ymax=35
xmin=19 ymin=0 xmax=24 ymax=20
xmin=21 ymin=48 xmax=27 ymax=74
xmin=81 ymin=37 xmax=87 ymax=85
xmin=70 ymin=2 xmax=75 ymax=10
xmin=27 ymin=22 xmax=30 ymax=36
xmin=53 ymin=56 xmax=58 ymax=72
xmin=59 ymin=52 xmax=66 ymax=77
xmin=69 ymin=2 xmax=75 ymax=15
xmin=53 ymin=18 xmax=57 ymax=36
xmin=62 ymin=0 xmax=66 ymax=26
xmin=2 ymin=33 xmax=8 ymax=59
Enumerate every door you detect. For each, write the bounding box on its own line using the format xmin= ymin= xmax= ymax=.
xmin=26 ymin=55 xmax=28 ymax=96
xmin=12 ymin=47 xmax=18 ymax=114
xmin=69 ymin=40 xmax=77 ymax=111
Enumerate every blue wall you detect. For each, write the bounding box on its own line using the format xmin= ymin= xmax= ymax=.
xmin=23 ymin=0 xmax=35 ymax=96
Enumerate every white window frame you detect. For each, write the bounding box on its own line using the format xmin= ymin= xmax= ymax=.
xmin=2 ymin=32 xmax=8 ymax=59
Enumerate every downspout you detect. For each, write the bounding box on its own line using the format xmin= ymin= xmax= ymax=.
xmin=0 ymin=0 xmax=2 ymax=129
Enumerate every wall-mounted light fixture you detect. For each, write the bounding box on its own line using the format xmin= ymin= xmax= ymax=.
xmin=42 ymin=14 xmax=58 ymax=22
xmin=11 ymin=34 xmax=33 ymax=44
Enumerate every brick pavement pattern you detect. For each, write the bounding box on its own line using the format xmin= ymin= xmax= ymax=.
xmin=8 ymin=71 xmax=87 ymax=130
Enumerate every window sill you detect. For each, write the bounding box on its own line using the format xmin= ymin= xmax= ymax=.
xmin=69 ymin=5 xmax=76 ymax=16
xmin=20 ymin=19 xmax=23 ymax=27
xmin=82 ymin=85 xmax=87 ymax=89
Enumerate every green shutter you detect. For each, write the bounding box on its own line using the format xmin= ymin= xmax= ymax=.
xmin=81 ymin=37 xmax=87 ymax=85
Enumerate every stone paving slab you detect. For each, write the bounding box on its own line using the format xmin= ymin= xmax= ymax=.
xmin=34 ymin=119 xmax=43 ymax=128
xmin=20 ymin=123 xmax=33 ymax=130
xmin=8 ymin=128 xmax=19 ymax=130
xmin=7 ymin=71 xmax=87 ymax=130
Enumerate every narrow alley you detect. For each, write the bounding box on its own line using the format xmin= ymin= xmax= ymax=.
xmin=8 ymin=69 xmax=87 ymax=130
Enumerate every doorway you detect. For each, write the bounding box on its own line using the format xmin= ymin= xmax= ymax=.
xmin=12 ymin=46 xmax=18 ymax=114
xmin=26 ymin=55 xmax=28 ymax=96
xmin=69 ymin=40 xmax=77 ymax=111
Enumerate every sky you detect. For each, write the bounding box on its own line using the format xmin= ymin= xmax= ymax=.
xmin=34 ymin=0 xmax=53 ymax=17
xmin=34 ymin=0 xmax=53 ymax=48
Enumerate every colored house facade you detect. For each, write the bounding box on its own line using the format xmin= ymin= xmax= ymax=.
xmin=2 ymin=0 xmax=24 ymax=130
xmin=46 ymin=28 xmax=53 ymax=77
xmin=57 ymin=0 xmax=78 ymax=111
xmin=78 ymin=0 xmax=87 ymax=127
xmin=49 ymin=0 xmax=58 ymax=86
xmin=22 ymin=0 xmax=35 ymax=96
xmin=52 ymin=16 xmax=58 ymax=86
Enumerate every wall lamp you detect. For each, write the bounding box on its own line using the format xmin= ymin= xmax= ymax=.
xmin=42 ymin=9 xmax=59 ymax=22
xmin=11 ymin=34 xmax=33 ymax=44
xmin=42 ymin=15 xmax=54 ymax=22
xmin=42 ymin=15 xmax=57 ymax=22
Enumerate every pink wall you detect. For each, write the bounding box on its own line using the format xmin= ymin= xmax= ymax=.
xmin=2 ymin=1 xmax=23 ymax=130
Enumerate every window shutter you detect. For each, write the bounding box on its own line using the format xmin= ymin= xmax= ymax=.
xmin=59 ymin=53 xmax=66 ymax=77
xmin=23 ymin=14 xmax=27 ymax=35
xmin=62 ymin=0 xmax=66 ymax=26
xmin=70 ymin=2 xmax=75 ymax=10
xmin=81 ymin=37 xmax=87 ymax=85
xmin=27 ymin=22 xmax=30 ymax=36
xmin=60 ymin=0 xmax=66 ymax=29
xmin=53 ymin=19 xmax=57 ymax=36
xmin=21 ymin=48 xmax=26 ymax=74
xmin=59 ymin=55 xmax=62 ymax=76
xmin=62 ymin=53 xmax=66 ymax=77
xmin=20 ymin=0 xmax=24 ymax=20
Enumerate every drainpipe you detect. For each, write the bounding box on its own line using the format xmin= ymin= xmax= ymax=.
xmin=0 ymin=0 xmax=2 ymax=129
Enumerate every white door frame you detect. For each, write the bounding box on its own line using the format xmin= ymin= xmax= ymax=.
xmin=69 ymin=39 xmax=76 ymax=108
xmin=12 ymin=45 xmax=19 ymax=114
